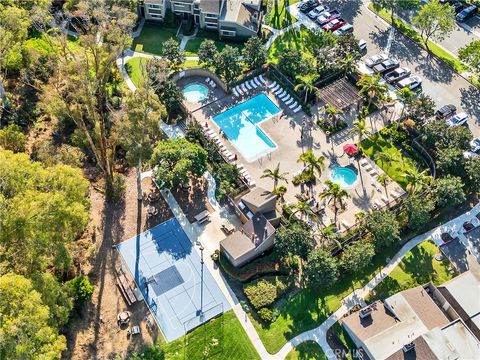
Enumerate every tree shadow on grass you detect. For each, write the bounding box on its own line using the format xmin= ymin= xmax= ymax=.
xmin=399 ymin=244 xmax=434 ymax=283
xmin=291 ymin=340 xmax=326 ymax=360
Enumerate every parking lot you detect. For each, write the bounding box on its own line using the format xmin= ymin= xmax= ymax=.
xmin=290 ymin=0 xmax=480 ymax=138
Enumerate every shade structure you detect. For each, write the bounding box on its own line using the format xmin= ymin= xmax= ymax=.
xmin=343 ymin=144 xmax=359 ymax=156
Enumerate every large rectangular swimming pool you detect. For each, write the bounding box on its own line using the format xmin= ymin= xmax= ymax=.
xmin=212 ymin=93 xmax=281 ymax=162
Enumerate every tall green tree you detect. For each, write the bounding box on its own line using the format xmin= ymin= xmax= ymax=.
xmin=403 ymin=168 xmax=431 ymax=193
xmin=459 ymin=40 xmax=480 ymax=76
xmin=213 ymin=45 xmax=242 ymax=86
xmin=120 ymin=87 xmax=166 ymax=199
xmin=40 ymin=0 xmax=136 ymax=198
xmin=276 ymin=222 xmax=315 ymax=275
xmin=366 ymin=209 xmax=401 ymax=249
xmin=305 ymin=249 xmax=339 ymax=287
xmin=357 ymin=73 xmax=388 ymax=110
xmin=431 ymin=176 xmax=465 ymax=208
xmin=341 ymin=241 xmax=376 ymax=273
xmin=297 ymin=150 xmax=325 ymax=181
xmin=295 ymin=74 xmax=319 ymax=103
xmin=151 ymin=138 xmax=208 ymax=189
xmin=321 ymin=104 xmax=344 ymax=128
xmin=0 ymin=273 xmax=67 ymax=360
xmin=405 ymin=194 xmax=435 ymax=230
xmin=261 ymin=162 xmax=289 ymax=191
xmin=242 ymin=36 xmax=267 ymax=70
xmin=161 ymin=38 xmax=185 ymax=70
xmin=413 ymin=0 xmax=455 ymax=52
xmin=349 ymin=117 xmax=370 ymax=141
xmin=319 ymin=180 xmax=350 ymax=224
xmin=373 ymin=0 xmax=419 ymax=23
xmin=198 ymin=39 xmax=218 ymax=68
xmin=290 ymin=200 xmax=316 ymax=221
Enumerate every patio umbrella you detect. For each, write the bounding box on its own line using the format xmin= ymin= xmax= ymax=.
xmin=343 ymin=144 xmax=359 ymax=156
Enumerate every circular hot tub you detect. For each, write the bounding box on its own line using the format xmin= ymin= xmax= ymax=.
xmin=182 ymin=83 xmax=209 ymax=102
xmin=330 ymin=166 xmax=358 ymax=188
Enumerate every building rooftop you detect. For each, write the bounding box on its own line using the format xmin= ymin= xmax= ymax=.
xmin=441 ymin=270 xmax=480 ymax=318
xmin=242 ymin=212 xmax=275 ymax=242
xmin=198 ymin=0 xmax=222 ymax=13
xmin=240 ymin=187 xmax=277 ymax=212
xmin=219 ymin=231 xmax=254 ymax=259
xmin=221 ymin=0 xmax=260 ymax=31
xmin=385 ymin=336 xmax=438 ymax=360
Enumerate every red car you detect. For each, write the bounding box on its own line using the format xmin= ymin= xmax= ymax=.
xmin=322 ymin=18 xmax=346 ymax=31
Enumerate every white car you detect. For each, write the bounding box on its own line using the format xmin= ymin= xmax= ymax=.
xmin=397 ymin=76 xmax=422 ymax=90
xmin=356 ymin=61 xmax=374 ymax=75
xmin=446 ymin=112 xmax=468 ymax=127
xmin=358 ymin=39 xmax=367 ymax=51
xmin=365 ymin=53 xmax=388 ymax=67
xmin=464 ymin=137 xmax=480 ymax=158
xmin=308 ymin=5 xmax=329 ymax=18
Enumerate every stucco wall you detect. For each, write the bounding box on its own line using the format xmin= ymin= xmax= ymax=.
xmin=172 ymin=68 xmax=227 ymax=92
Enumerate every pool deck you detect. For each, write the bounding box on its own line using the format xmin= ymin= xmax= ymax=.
xmin=177 ymin=75 xmax=226 ymax=113
xmin=187 ymin=80 xmax=405 ymax=230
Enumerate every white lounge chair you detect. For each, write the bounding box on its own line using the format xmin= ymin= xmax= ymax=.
xmin=205 ymin=77 xmax=210 ymax=83
xmin=211 ymin=81 xmax=216 ymax=88
xmin=248 ymin=180 xmax=256 ymax=188
xmin=359 ymin=158 xmax=369 ymax=167
xmin=245 ymin=82 xmax=252 ymax=90
xmin=268 ymin=80 xmax=277 ymax=89
xmin=285 ymin=98 xmax=294 ymax=106
xmin=293 ymin=105 xmax=302 ymax=113
xmin=341 ymin=219 xmax=351 ymax=230
xmin=233 ymin=88 xmax=239 ymax=97
xmin=254 ymin=77 xmax=262 ymax=86
xmin=391 ymin=190 xmax=400 ymax=198
xmin=237 ymin=85 xmax=244 ymax=94
xmin=271 ymin=84 xmax=280 ymax=92
xmin=259 ymin=74 xmax=266 ymax=83
xmin=289 ymin=101 xmax=298 ymax=109
xmin=275 ymin=88 xmax=284 ymax=96
xmin=281 ymin=93 xmax=291 ymax=102
xmin=381 ymin=195 xmax=389 ymax=203
xmin=241 ymin=83 xmax=248 ymax=92
xmin=250 ymin=80 xmax=258 ymax=88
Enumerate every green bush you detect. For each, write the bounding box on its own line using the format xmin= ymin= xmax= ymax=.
xmin=243 ymin=276 xmax=289 ymax=310
xmin=128 ymin=344 xmax=165 ymax=360
xmin=317 ymin=118 xmax=348 ymax=134
xmin=292 ymin=170 xmax=316 ymax=186
xmin=258 ymin=307 xmax=273 ymax=323
xmin=0 ymin=124 xmax=27 ymax=153
xmin=65 ymin=276 xmax=94 ymax=307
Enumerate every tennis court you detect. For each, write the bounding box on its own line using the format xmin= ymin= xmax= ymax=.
xmin=117 ymin=218 xmax=230 ymax=341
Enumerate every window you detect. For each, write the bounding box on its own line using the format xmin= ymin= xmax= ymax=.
xmin=148 ymin=9 xmax=162 ymax=15
xmin=149 ymin=13 xmax=162 ymax=18
xmin=220 ymin=30 xmax=235 ymax=37
xmin=205 ymin=13 xmax=217 ymax=19
xmin=148 ymin=4 xmax=161 ymax=9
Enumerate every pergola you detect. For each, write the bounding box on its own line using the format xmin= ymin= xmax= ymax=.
xmin=316 ymin=78 xmax=362 ymax=110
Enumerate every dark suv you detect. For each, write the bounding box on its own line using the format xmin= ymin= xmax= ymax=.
xmin=436 ymin=104 xmax=457 ymax=119
xmin=300 ymin=0 xmax=319 ymax=13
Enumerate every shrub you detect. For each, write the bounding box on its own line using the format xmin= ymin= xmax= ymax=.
xmin=292 ymin=171 xmax=316 ymax=185
xmin=317 ymin=118 xmax=348 ymax=134
xmin=243 ymin=276 xmax=289 ymax=310
xmin=128 ymin=345 xmax=165 ymax=360
xmin=258 ymin=307 xmax=273 ymax=323
xmin=0 ymin=124 xmax=27 ymax=153
xmin=106 ymin=173 xmax=126 ymax=203
xmin=65 ymin=276 xmax=94 ymax=307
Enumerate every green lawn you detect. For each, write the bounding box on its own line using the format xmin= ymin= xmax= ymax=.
xmin=329 ymin=322 xmax=356 ymax=359
xmin=162 ymin=311 xmax=260 ymax=360
xmin=367 ymin=240 xmax=455 ymax=302
xmin=368 ymin=4 xmax=465 ymax=73
xmin=264 ymin=0 xmax=300 ymax=29
xmin=286 ymin=341 xmax=327 ymax=360
xmin=360 ymin=133 xmax=420 ymax=189
xmin=251 ymin=244 xmax=401 ymax=354
xmin=184 ymin=30 xmax=244 ymax=56
xmin=125 ymin=57 xmax=149 ymax=88
xmin=131 ymin=23 xmax=179 ymax=55
xmin=268 ymin=25 xmax=321 ymax=63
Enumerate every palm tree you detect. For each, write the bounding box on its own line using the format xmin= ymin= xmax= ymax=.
xmin=339 ymin=53 xmax=356 ymax=75
xmin=321 ymin=104 xmax=344 ymax=128
xmin=319 ymin=180 xmax=350 ymax=224
xmin=349 ymin=117 xmax=370 ymax=142
xmin=261 ymin=162 xmax=289 ymax=191
xmin=377 ymin=173 xmax=391 ymax=198
xmin=396 ymin=87 xmax=415 ymax=125
xmin=374 ymin=151 xmax=400 ymax=171
xmin=295 ymin=73 xmax=319 ymax=103
xmin=403 ymin=168 xmax=431 ymax=194
xmin=297 ymin=150 xmax=325 ymax=181
xmin=290 ymin=200 xmax=316 ymax=221
xmin=357 ymin=73 xmax=388 ymax=110
xmin=320 ymin=224 xmax=342 ymax=249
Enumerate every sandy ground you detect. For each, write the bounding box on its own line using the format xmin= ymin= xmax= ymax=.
xmin=64 ymin=169 xmax=173 ymax=360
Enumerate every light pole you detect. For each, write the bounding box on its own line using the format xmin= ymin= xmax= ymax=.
xmin=198 ymin=244 xmax=205 ymax=319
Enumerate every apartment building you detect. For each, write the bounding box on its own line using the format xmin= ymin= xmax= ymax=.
xmin=141 ymin=0 xmax=262 ymax=39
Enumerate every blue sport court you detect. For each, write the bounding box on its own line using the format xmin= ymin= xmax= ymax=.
xmin=212 ymin=93 xmax=280 ymax=162
xmin=117 ymin=218 xmax=230 ymax=341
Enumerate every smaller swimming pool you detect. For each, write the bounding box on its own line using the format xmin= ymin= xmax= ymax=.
xmin=330 ymin=166 xmax=358 ymax=188
xmin=183 ymin=83 xmax=209 ymax=103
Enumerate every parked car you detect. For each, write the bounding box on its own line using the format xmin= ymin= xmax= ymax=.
xmin=316 ymin=10 xmax=340 ymax=25
xmin=446 ymin=112 xmax=468 ymax=126
xmin=358 ymin=39 xmax=367 ymax=52
xmin=470 ymin=138 xmax=480 ymax=152
xmin=323 ymin=18 xmax=346 ymax=31
xmin=356 ymin=61 xmax=374 ymax=75
xmin=365 ymin=53 xmax=388 ymax=67
xmin=397 ymin=76 xmax=422 ymax=90
xmin=373 ymin=59 xmax=400 ymax=74
xmin=333 ymin=23 xmax=353 ymax=36
xmin=456 ymin=5 xmax=477 ymax=22
xmin=300 ymin=0 xmax=319 ymax=13
xmin=452 ymin=1 xmax=466 ymax=13
xmin=384 ymin=67 xmax=411 ymax=83
xmin=308 ymin=5 xmax=329 ymax=18
xmin=435 ymin=104 xmax=457 ymax=119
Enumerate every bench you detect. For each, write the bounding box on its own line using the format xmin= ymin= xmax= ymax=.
xmin=116 ymin=269 xmax=137 ymax=306
xmin=194 ymin=210 xmax=210 ymax=224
